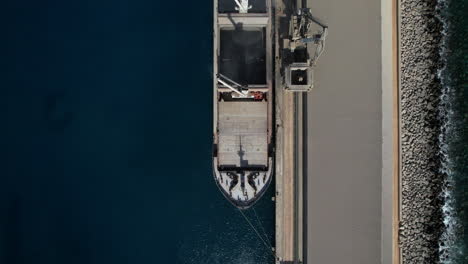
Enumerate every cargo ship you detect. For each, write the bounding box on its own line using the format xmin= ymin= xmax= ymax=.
xmin=212 ymin=0 xmax=274 ymax=209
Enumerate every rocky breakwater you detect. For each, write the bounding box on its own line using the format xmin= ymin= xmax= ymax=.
xmin=399 ymin=0 xmax=444 ymax=262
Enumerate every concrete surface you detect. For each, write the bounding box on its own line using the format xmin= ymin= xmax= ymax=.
xmin=306 ymin=0 xmax=383 ymax=263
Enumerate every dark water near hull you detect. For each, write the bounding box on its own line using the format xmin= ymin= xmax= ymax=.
xmin=437 ymin=0 xmax=468 ymax=262
xmin=0 ymin=1 xmax=274 ymax=263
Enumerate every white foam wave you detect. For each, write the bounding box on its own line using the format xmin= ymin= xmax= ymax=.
xmin=436 ymin=0 xmax=465 ymax=262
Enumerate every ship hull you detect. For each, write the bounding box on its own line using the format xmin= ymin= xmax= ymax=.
xmin=212 ymin=0 xmax=274 ymax=209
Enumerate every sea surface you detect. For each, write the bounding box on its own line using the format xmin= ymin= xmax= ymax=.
xmin=437 ymin=0 xmax=468 ymax=263
xmin=0 ymin=1 xmax=275 ymax=264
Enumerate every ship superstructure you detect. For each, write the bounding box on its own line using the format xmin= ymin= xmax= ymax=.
xmin=212 ymin=0 xmax=274 ymax=209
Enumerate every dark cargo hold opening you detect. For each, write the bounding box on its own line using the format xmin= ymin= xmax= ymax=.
xmin=219 ymin=28 xmax=266 ymax=85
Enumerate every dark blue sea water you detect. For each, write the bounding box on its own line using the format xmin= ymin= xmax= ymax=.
xmin=0 ymin=1 xmax=275 ymax=263
xmin=437 ymin=0 xmax=468 ymax=263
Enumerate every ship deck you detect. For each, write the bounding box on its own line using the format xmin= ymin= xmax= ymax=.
xmin=213 ymin=0 xmax=273 ymax=208
xmin=219 ymin=28 xmax=266 ymax=85
xmin=218 ymin=100 xmax=268 ymax=168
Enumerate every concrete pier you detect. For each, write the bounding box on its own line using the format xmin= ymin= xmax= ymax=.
xmin=274 ymin=0 xmax=400 ymax=263
xmin=304 ymin=0 xmax=400 ymax=263
xmin=275 ymin=91 xmax=304 ymax=263
xmin=274 ymin=0 xmax=305 ymax=262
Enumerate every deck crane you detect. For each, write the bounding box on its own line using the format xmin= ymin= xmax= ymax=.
xmin=234 ymin=0 xmax=252 ymax=13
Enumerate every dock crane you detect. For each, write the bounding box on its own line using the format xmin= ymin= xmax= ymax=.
xmin=283 ymin=8 xmax=328 ymax=91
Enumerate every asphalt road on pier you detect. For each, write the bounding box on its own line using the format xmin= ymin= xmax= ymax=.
xmin=305 ymin=0 xmax=382 ymax=263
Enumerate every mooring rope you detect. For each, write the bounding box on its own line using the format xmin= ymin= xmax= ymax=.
xmin=253 ymin=207 xmax=273 ymax=248
xmin=237 ymin=208 xmax=276 ymax=259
